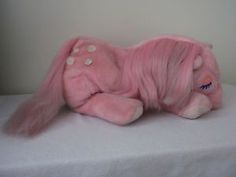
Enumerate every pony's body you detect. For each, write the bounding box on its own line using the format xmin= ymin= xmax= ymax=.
xmin=6 ymin=35 xmax=222 ymax=136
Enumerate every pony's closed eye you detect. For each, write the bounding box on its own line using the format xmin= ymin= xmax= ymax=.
xmin=200 ymin=82 xmax=212 ymax=90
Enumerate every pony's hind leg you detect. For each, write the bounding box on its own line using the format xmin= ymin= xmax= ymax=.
xmin=75 ymin=93 xmax=144 ymax=125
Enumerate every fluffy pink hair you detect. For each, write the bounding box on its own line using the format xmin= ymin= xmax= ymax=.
xmin=5 ymin=38 xmax=78 ymax=135
xmin=121 ymin=39 xmax=198 ymax=109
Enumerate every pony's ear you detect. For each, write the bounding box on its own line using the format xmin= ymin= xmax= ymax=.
xmin=193 ymin=56 xmax=203 ymax=70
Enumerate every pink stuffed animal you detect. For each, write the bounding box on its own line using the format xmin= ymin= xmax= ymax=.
xmin=5 ymin=35 xmax=222 ymax=136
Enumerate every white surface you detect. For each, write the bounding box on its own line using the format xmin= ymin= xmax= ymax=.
xmin=0 ymin=84 xmax=236 ymax=177
xmin=1 ymin=0 xmax=236 ymax=94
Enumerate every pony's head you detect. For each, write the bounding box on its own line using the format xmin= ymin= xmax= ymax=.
xmin=192 ymin=45 xmax=222 ymax=109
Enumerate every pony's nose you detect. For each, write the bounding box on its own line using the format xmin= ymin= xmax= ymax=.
xmin=209 ymin=85 xmax=223 ymax=109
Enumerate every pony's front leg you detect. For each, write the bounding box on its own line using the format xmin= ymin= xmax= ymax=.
xmin=179 ymin=92 xmax=212 ymax=119
xmin=75 ymin=93 xmax=144 ymax=125
xmin=170 ymin=92 xmax=213 ymax=119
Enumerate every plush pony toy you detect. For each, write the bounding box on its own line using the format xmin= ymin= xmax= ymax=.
xmin=5 ymin=35 xmax=222 ymax=136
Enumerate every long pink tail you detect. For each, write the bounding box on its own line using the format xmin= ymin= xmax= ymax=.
xmin=5 ymin=38 xmax=78 ymax=136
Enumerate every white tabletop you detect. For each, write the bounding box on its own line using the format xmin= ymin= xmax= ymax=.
xmin=0 ymin=84 xmax=236 ymax=177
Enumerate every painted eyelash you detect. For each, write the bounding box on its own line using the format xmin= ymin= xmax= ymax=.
xmin=200 ymin=82 xmax=212 ymax=90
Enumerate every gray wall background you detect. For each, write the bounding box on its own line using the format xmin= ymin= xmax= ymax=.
xmin=1 ymin=0 xmax=236 ymax=94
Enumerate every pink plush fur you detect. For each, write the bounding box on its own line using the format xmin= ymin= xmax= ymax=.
xmin=5 ymin=35 xmax=222 ymax=136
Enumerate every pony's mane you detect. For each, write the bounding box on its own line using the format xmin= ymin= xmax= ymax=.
xmin=120 ymin=38 xmax=202 ymax=110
